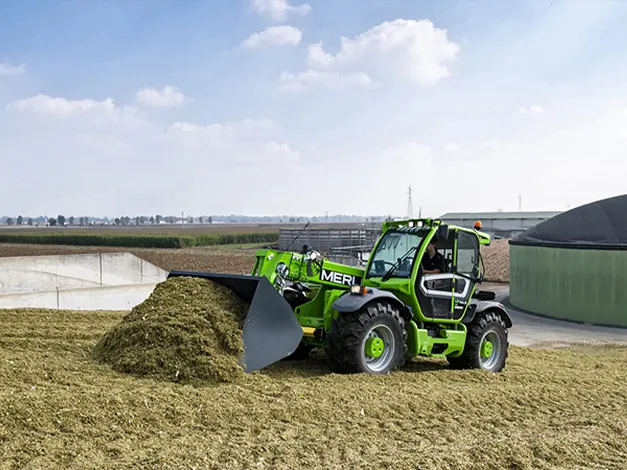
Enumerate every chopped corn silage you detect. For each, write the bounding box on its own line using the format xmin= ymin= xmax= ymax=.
xmin=90 ymin=276 xmax=249 ymax=383
xmin=1 ymin=307 xmax=627 ymax=469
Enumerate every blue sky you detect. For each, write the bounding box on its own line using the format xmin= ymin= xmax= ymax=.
xmin=1 ymin=0 xmax=627 ymax=218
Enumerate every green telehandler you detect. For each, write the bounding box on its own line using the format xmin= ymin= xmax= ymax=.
xmin=167 ymin=218 xmax=512 ymax=375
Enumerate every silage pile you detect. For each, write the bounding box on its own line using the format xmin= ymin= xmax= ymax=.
xmin=91 ymin=276 xmax=249 ymax=384
xmin=481 ymin=238 xmax=510 ymax=282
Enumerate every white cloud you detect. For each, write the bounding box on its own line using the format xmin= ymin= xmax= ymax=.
xmin=5 ymin=94 xmax=148 ymax=131
xmin=519 ymin=105 xmax=545 ymax=114
xmin=442 ymin=142 xmax=460 ymax=152
xmin=278 ymin=70 xmax=374 ymax=91
xmin=241 ymin=26 xmax=302 ymax=48
xmin=136 ymin=85 xmax=186 ymax=107
xmin=481 ymin=139 xmax=501 ymax=150
xmin=0 ymin=93 xmax=302 ymax=215
xmin=6 ymin=94 xmax=116 ymax=116
xmin=381 ymin=141 xmax=433 ymax=161
xmin=285 ymin=19 xmax=460 ymax=91
xmin=0 ymin=62 xmax=25 ymax=76
xmin=251 ymin=0 xmax=311 ymax=21
xmin=166 ymin=118 xmax=281 ymax=150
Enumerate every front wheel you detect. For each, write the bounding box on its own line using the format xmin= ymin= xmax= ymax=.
xmin=448 ymin=310 xmax=509 ymax=372
xmin=324 ymin=301 xmax=407 ymax=374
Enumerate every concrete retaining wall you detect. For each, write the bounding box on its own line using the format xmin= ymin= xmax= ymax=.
xmin=0 ymin=253 xmax=168 ymax=310
xmin=0 ymin=283 xmax=161 ymax=311
xmin=0 ymin=252 xmax=166 ymax=294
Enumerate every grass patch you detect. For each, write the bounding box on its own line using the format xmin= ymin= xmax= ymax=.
xmin=1 ymin=307 xmax=626 ymax=468
xmin=0 ymin=232 xmax=279 ymax=249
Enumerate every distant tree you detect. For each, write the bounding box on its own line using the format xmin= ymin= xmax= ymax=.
xmin=155 ymin=215 xmax=162 ymax=224
xmin=69 ymin=216 xmax=75 ymax=225
xmin=17 ymin=215 xmax=23 ymax=225
xmin=150 ymin=216 xmax=155 ymax=224
xmin=139 ymin=216 xmax=147 ymax=225
xmin=187 ymin=216 xmax=195 ymax=224
xmin=57 ymin=215 xmax=66 ymax=226
xmin=114 ymin=218 xmax=121 ymax=225
xmin=78 ymin=216 xmax=85 ymax=225
xmin=122 ymin=216 xmax=131 ymax=225
xmin=208 ymin=216 xmax=213 ymax=223
xmin=49 ymin=217 xmax=57 ymax=226
xmin=198 ymin=216 xmax=204 ymax=224
xmin=6 ymin=217 xmax=14 ymax=225
xmin=27 ymin=218 xmax=33 ymax=226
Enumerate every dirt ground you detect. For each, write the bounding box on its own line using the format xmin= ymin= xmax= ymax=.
xmin=0 ymin=238 xmax=512 ymax=283
xmin=0 ymin=243 xmax=257 ymax=274
xmin=1 ymin=308 xmax=626 ymax=470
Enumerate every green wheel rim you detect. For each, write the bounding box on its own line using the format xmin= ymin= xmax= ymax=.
xmin=481 ymin=339 xmax=493 ymax=358
xmin=365 ymin=337 xmax=385 ymax=358
xmin=361 ymin=325 xmax=395 ymax=372
xmin=479 ymin=330 xmax=501 ymax=370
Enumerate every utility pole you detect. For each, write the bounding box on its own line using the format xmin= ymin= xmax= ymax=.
xmin=518 ymin=195 xmax=523 ymax=211
xmin=406 ymin=185 xmax=414 ymax=219
xmin=181 ymin=211 xmax=184 ymax=225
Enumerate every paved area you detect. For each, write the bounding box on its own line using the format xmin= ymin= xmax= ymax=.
xmin=484 ymin=284 xmax=627 ymax=347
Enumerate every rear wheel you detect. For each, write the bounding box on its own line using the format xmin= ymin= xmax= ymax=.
xmin=324 ymin=301 xmax=407 ymax=374
xmin=448 ymin=310 xmax=508 ymax=372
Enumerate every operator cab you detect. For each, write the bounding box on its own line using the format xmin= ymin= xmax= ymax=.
xmin=364 ymin=222 xmax=482 ymax=321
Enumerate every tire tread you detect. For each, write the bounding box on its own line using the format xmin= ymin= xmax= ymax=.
xmin=324 ymin=301 xmax=407 ymax=374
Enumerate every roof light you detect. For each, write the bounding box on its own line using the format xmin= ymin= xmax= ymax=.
xmin=474 ymin=221 xmax=482 ymax=229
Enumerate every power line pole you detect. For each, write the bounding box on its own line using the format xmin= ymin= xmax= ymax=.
xmin=518 ymin=195 xmax=522 ymax=211
xmin=406 ymin=185 xmax=414 ymax=219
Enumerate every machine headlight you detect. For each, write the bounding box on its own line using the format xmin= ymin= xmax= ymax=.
xmin=276 ymin=262 xmax=289 ymax=278
xmin=350 ymin=285 xmax=368 ymax=295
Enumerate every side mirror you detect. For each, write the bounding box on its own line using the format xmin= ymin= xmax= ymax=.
xmin=437 ymin=224 xmax=449 ymax=240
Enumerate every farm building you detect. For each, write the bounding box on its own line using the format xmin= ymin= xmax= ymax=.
xmin=278 ymin=211 xmax=560 ymax=255
xmin=279 ymin=226 xmax=380 ymax=252
xmin=439 ymin=211 xmax=561 ymax=238
xmin=508 ymin=194 xmax=627 ymax=327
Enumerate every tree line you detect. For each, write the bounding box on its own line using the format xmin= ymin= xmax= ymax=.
xmin=3 ymin=215 xmax=214 ymax=226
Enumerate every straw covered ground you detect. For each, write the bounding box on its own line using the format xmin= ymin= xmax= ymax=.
xmin=2 ymin=305 xmax=627 ymax=469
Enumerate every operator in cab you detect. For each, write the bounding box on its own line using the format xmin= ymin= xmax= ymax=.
xmin=421 ymin=236 xmax=444 ymax=275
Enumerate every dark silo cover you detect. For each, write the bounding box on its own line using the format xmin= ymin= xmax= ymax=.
xmin=510 ymin=194 xmax=627 ymax=249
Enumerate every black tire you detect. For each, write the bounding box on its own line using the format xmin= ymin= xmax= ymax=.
xmin=447 ymin=310 xmax=509 ymax=372
xmin=323 ymin=301 xmax=407 ymax=374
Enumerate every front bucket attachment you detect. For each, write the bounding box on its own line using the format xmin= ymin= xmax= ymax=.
xmin=167 ymin=270 xmax=303 ymax=373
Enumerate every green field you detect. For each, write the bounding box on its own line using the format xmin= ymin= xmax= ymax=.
xmin=0 ymin=221 xmax=371 ymax=249
xmin=0 ymin=229 xmax=279 ymax=249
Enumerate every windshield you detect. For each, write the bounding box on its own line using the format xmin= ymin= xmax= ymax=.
xmin=366 ymin=230 xmax=427 ymax=278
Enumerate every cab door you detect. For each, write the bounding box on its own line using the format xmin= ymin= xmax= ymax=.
xmin=416 ymin=228 xmax=481 ymax=320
